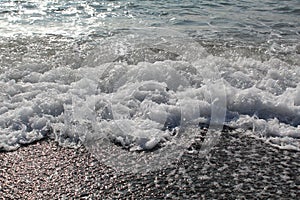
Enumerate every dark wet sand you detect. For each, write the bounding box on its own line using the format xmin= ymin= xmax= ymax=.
xmin=1 ymin=132 xmax=299 ymax=199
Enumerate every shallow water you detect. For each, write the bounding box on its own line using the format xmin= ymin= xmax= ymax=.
xmin=0 ymin=0 xmax=299 ymax=172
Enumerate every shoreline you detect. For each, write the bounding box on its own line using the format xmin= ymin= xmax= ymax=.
xmin=1 ymin=132 xmax=299 ymax=199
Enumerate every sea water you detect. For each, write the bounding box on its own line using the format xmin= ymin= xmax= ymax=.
xmin=0 ymin=0 xmax=299 ymax=172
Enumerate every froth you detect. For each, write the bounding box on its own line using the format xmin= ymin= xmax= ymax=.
xmin=0 ymin=30 xmax=299 ymax=172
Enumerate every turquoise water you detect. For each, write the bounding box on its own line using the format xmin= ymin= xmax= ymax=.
xmin=1 ymin=0 xmax=299 ymax=42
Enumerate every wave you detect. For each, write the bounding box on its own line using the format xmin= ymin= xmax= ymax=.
xmin=0 ymin=28 xmax=299 ymax=172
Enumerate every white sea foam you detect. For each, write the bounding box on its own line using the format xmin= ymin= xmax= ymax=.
xmin=0 ymin=28 xmax=299 ymax=172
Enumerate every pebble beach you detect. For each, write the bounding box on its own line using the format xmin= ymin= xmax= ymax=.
xmin=1 ymin=132 xmax=299 ymax=199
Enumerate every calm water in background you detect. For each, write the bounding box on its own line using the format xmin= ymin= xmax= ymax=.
xmin=1 ymin=0 xmax=299 ymax=43
xmin=0 ymin=0 xmax=299 ymax=172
